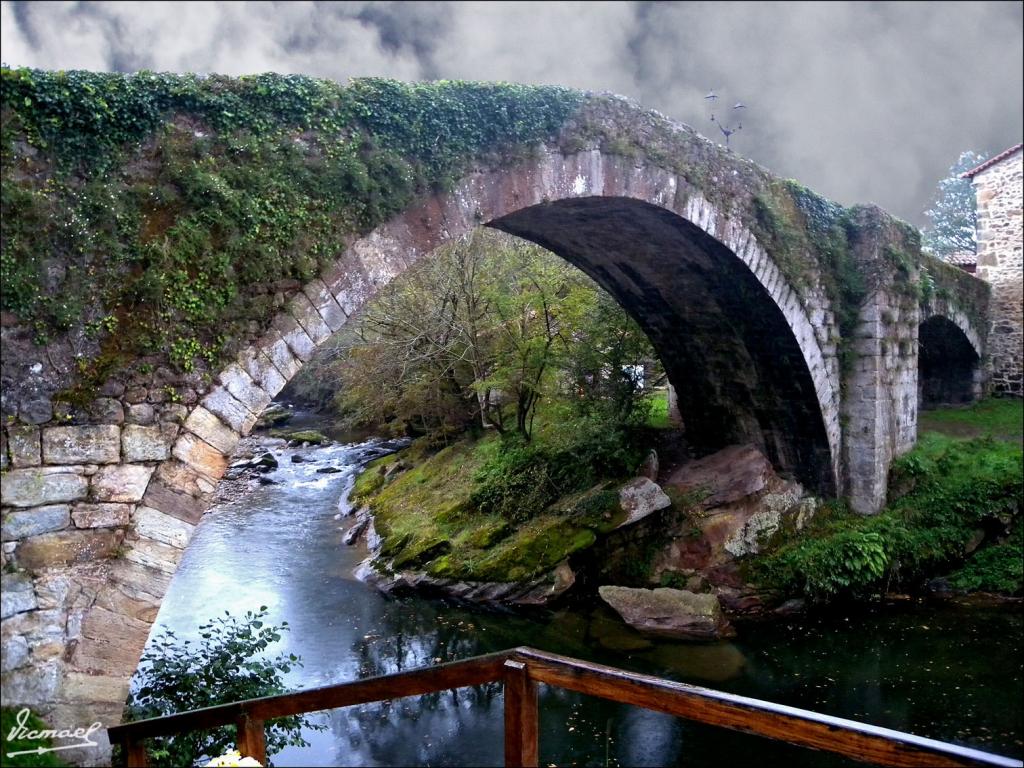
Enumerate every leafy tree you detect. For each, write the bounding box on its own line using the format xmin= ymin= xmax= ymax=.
xmin=295 ymin=228 xmax=659 ymax=443
xmin=921 ymin=150 xmax=989 ymax=259
xmin=124 ymin=608 xmax=319 ymax=768
xmin=559 ymin=289 xmax=661 ymax=424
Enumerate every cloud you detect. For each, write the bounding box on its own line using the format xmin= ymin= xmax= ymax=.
xmin=1 ymin=0 xmax=1021 ymax=225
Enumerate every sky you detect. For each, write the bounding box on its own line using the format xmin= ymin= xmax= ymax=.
xmin=2 ymin=1 xmax=1021 ymax=227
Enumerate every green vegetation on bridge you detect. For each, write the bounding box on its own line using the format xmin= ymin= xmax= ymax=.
xmin=1 ymin=67 xmax=966 ymax=406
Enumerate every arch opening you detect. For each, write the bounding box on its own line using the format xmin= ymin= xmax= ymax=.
xmin=918 ymin=315 xmax=981 ymax=409
xmin=489 ymin=196 xmax=836 ymax=494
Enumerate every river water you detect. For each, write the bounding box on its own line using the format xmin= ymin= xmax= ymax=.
xmin=138 ymin=436 xmax=1023 ymax=767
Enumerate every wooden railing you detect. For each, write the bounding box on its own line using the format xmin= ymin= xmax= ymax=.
xmin=107 ymin=646 xmax=1023 ymax=768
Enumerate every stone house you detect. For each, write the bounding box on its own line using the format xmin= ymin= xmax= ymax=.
xmin=962 ymin=143 xmax=1023 ymax=396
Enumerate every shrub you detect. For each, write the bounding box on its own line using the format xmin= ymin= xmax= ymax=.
xmin=124 ymin=608 xmax=319 ymax=767
xmin=470 ymin=419 xmax=646 ymax=522
xmin=753 ymin=434 xmax=1022 ymax=600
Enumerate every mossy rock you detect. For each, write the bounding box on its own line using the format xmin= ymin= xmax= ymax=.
xmin=470 ymin=517 xmax=597 ymax=583
xmin=562 ymin=486 xmax=625 ymax=533
xmin=379 ymin=530 xmax=412 ymax=558
xmin=269 ymin=429 xmax=330 ymax=445
xmin=391 ymin=536 xmax=452 ymax=570
xmin=465 ymin=518 xmax=512 ymax=548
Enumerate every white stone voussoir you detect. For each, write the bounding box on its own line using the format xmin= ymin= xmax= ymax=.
xmin=200 ymin=386 xmax=257 ymax=435
xmin=288 ymin=291 xmax=333 ymax=345
xmin=218 ymin=363 xmax=272 ymax=416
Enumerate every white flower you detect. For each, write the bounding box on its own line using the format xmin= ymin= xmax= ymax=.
xmin=204 ymin=749 xmax=263 ymax=767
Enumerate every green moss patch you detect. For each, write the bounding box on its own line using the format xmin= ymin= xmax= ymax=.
xmin=355 ymin=424 xmax=660 ymax=584
xmin=1 ymin=68 xmax=583 ymax=385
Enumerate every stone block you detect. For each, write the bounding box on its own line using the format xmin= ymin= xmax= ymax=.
xmin=7 ymin=425 xmax=41 ymax=468
xmin=73 ymin=605 xmax=150 ymax=677
xmin=238 ymin=347 xmax=288 ymax=398
xmin=1 ymin=633 xmax=30 ymax=672
xmin=200 ymin=386 xmax=256 ymax=435
xmin=289 ymin=291 xmax=333 ymax=344
xmin=18 ymin=397 xmax=53 ymax=425
xmin=42 ymin=425 xmax=121 ymax=465
xmin=302 ymin=278 xmax=348 ymax=332
xmin=125 ymin=403 xmax=156 ymax=425
xmin=88 ymin=398 xmax=125 ymax=424
xmin=273 ymin=314 xmax=316 ymax=361
xmin=93 ymin=582 xmax=161 ymax=623
xmin=133 ymin=505 xmax=195 ymax=549
xmin=16 ymin=529 xmax=123 ymax=570
xmin=109 ymin=558 xmax=172 ymax=602
xmin=123 ymin=536 xmax=184 ymax=575
xmin=172 ymin=432 xmax=228 ymax=482
xmin=160 ymin=403 xmax=189 ymax=424
xmin=1 ymin=504 xmax=71 ymax=540
xmin=259 ymin=330 xmax=302 ymax=380
xmin=142 ymin=479 xmax=208 ymax=524
xmin=121 ymin=423 xmax=175 ymax=462
xmin=0 ymin=573 xmax=37 ymax=618
xmin=183 ymin=406 xmax=239 ymax=455
xmin=1 ymin=468 xmax=89 ymax=507
xmin=154 ymin=459 xmax=216 ymax=497
xmin=60 ymin=671 xmax=133 ymax=710
xmin=0 ymin=662 xmax=61 ymax=709
xmin=71 ymin=503 xmax=132 ymax=529
xmin=219 ymin=363 xmax=271 ymax=415
xmin=90 ymin=464 xmax=155 ymax=503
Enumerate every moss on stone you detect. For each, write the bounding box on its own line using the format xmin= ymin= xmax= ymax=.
xmin=269 ymin=429 xmax=329 ymax=444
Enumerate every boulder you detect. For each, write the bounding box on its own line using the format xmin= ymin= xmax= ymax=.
xmin=616 ymin=477 xmax=671 ymax=529
xmin=255 ymin=403 xmax=293 ymax=429
xmin=663 ymin=444 xmax=773 ymax=508
xmin=651 ymin=444 xmax=817 ymax=579
xmin=598 ymin=585 xmax=735 ymax=640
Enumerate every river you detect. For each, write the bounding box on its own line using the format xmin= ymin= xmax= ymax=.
xmin=136 ymin=434 xmax=1023 ymax=767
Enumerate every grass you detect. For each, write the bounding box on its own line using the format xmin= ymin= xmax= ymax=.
xmin=918 ymin=397 xmax=1023 ymax=442
xmin=751 ymin=398 xmax=1023 ymax=599
xmin=644 ymin=388 xmax=672 ymax=429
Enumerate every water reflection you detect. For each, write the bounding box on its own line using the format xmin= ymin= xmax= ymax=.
xmin=138 ymin=437 xmax=1024 ymax=767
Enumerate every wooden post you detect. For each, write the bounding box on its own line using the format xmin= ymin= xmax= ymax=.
xmin=503 ymin=659 xmax=539 ymax=767
xmin=236 ymin=713 xmax=268 ymax=766
xmin=123 ymin=737 xmax=149 ymax=767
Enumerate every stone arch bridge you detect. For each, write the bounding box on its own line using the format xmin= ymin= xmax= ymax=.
xmin=0 ymin=78 xmax=991 ymax=762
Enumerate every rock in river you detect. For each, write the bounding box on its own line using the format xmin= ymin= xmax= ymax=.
xmin=598 ymin=585 xmax=735 ymax=640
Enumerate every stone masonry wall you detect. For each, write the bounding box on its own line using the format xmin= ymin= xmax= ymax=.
xmin=973 ymin=149 xmax=1023 ymax=395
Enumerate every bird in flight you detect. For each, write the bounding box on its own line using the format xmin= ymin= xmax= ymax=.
xmin=733 ymin=102 xmax=746 ymax=110
xmin=704 ymin=90 xmax=718 ymax=100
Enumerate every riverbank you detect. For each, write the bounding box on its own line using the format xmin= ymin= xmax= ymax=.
xmin=343 ymin=398 xmax=1022 ymax=629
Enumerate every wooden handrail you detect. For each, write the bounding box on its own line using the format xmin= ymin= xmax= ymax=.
xmin=108 ymin=646 xmax=1023 ymax=768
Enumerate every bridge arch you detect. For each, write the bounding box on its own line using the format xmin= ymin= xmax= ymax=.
xmin=200 ymin=149 xmax=842 ymax=493
xmin=18 ymin=148 xmax=850 ymax=757
xmin=917 ymin=302 xmax=984 ymax=409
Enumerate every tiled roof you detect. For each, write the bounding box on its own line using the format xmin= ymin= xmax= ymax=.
xmin=945 ymin=251 xmax=977 ymax=266
xmin=960 ymin=143 xmax=1023 ymax=179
